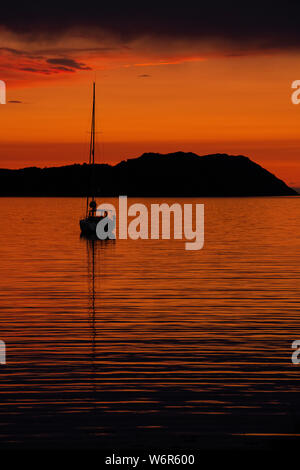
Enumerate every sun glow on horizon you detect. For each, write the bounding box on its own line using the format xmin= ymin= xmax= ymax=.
xmin=1 ymin=33 xmax=300 ymax=186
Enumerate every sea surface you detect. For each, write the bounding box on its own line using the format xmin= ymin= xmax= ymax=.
xmin=0 ymin=197 xmax=300 ymax=450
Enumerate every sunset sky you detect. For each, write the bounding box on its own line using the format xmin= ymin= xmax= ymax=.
xmin=1 ymin=3 xmax=300 ymax=186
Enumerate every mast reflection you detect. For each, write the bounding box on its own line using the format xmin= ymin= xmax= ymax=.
xmin=81 ymin=235 xmax=115 ymax=365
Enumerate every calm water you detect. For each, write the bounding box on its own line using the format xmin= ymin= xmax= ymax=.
xmin=0 ymin=197 xmax=300 ymax=450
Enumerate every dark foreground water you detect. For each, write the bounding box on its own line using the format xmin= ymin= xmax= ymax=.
xmin=0 ymin=197 xmax=300 ymax=450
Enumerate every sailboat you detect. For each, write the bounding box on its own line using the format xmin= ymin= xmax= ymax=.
xmin=80 ymin=83 xmax=107 ymax=236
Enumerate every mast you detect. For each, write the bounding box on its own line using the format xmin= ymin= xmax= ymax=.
xmin=91 ymin=81 xmax=95 ymax=201
xmin=86 ymin=82 xmax=96 ymax=216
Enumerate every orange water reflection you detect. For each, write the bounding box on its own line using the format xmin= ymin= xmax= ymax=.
xmin=0 ymin=197 xmax=299 ymax=449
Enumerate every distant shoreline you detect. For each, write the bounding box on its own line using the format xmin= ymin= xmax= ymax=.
xmin=0 ymin=152 xmax=297 ymax=197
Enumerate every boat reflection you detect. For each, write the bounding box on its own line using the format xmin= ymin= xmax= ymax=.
xmin=81 ymin=235 xmax=116 ymax=375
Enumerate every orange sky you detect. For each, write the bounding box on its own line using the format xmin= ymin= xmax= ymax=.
xmin=1 ymin=33 xmax=300 ymax=186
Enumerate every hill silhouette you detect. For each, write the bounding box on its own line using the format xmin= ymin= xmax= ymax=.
xmin=0 ymin=152 xmax=297 ymax=197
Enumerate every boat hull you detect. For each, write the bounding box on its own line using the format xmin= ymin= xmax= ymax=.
xmin=80 ymin=218 xmax=99 ymax=235
xmin=80 ymin=216 xmax=110 ymax=239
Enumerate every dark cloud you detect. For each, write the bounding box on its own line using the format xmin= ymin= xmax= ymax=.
xmin=0 ymin=48 xmax=92 ymax=75
xmin=51 ymin=66 xmax=75 ymax=72
xmin=138 ymin=74 xmax=151 ymax=78
xmin=20 ymin=67 xmax=40 ymax=72
xmin=19 ymin=67 xmax=52 ymax=74
xmin=0 ymin=47 xmax=44 ymax=59
xmin=8 ymin=100 xmax=23 ymax=103
xmin=38 ymin=47 xmax=116 ymax=55
xmin=1 ymin=2 xmax=300 ymax=52
xmin=0 ymin=47 xmax=23 ymax=55
xmin=46 ymin=58 xmax=91 ymax=70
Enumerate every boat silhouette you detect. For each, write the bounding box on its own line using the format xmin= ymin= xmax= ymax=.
xmin=80 ymin=82 xmax=108 ymax=236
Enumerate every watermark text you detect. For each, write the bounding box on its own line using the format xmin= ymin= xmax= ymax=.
xmin=0 ymin=340 xmax=6 ymax=364
xmin=96 ymin=196 xmax=204 ymax=251
xmin=0 ymin=80 xmax=6 ymax=105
